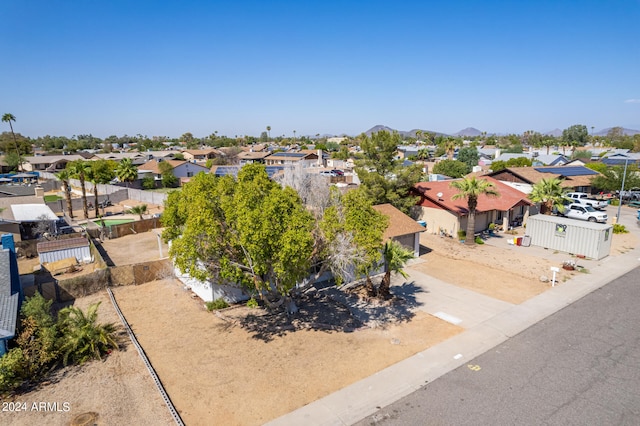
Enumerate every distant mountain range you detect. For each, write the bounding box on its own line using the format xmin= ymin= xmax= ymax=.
xmin=361 ymin=125 xmax=640 ymax=138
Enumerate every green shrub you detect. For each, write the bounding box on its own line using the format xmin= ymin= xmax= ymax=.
xmin=609 ymin=199 xmax=620 ymax=206
xmin=57 ymin=302 xmax=118 ymax=365
xmin=613 ymin=223 xmax=628 ymax=234
xmin=475 ymin=236 xmax=485 ymax=244
xmin=246 ymin=298 xmax=259 ymax=308
xmin=457 ymin=230 xmax=466 ymax=240
xmin=206 ymin=299 xmax=229 ymax=311
xmin=0 ymin=348 xmax=27 ymax=393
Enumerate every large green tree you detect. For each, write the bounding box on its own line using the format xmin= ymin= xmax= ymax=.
xmin=88 ymin=160 xmax=115 ymax=217
xmin=591 ymin=164 xmax=640 ymax=193
xmin=321 ymin=188 xmax=388 ymax=296
xmin=456 ymin=146 xmax=479 ymax=172
xmin=432 ymin=159 xmax=469 ymax=178
xmin=562 ymin=124 xmax=589 ymax=149
xmin=163 ymin=164 xmax=315 ymax=312
xmin=355 ymin=131 xmax=425 ymax=215
xmin=450 ymin=177 xmax=500 ymax=246
xmin=528 ymin=177 xmax=567 ymax=215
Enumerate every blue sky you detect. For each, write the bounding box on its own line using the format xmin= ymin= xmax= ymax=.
xmin=3 ymin=0 xmax=639 ymax=138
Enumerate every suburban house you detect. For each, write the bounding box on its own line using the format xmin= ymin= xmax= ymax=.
xmin=94 ymin=152 xmax=149 ymax=166
xmin=137 ymin=159 xmax=210 ymax=184
xmin=0 ymin=234 xmax=22 ymax=357
xmin=601 ymin=152 xmax=640 ymax=166
xmin=264 ymin=151 xmax=319 ymax=167
xmin=372 ymin=204 xmax=426 ymax=257
xmin=181 ymin=149 xmax=220 ymax=164
xmin=488 ymin=165 xmax=599 ymax=194
xmin=532 ymin=154 xmax=569 ymax=166
xmin=237 ymin=151 xmax=271 ymax=165
xmin=413 ymin=176 xmax=534 ymax=236
xmin=22 ymin=154 xmax=87 ymax=172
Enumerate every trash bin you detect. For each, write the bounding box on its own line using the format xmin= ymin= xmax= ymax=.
xmin=516 ymin=237 xmax=523 ymax=246
xmin=522 ymin=235 xmax=531 ymax=247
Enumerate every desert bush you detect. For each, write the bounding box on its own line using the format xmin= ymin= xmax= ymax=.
xmin=246 ymin=298 xmax=259 ymax=308
xmin=57 ymin=302 xmax=118 ymax=365
xmin=206 ymin=299 xmax=229 ymax=311
xmin=613 ymin=223 xmax=628 ymax=234
xmin=0 ymin=348 xmax=27 ymax=393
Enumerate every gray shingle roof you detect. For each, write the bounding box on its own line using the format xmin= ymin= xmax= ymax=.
xmin=0 ymin=293 xmax=19 ymax=339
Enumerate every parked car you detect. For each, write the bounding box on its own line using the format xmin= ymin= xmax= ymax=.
xmin=560 ymin=203 xmax=608 ymax=223
xmin=331 ymin=169 xmax=344 ymax=176
xmin=319 ymin=170 xmax=337 ymax=177
xmin=565 ymin=192 xmax=608 ymax=210
xmin=618 ymin=188 xmax=640 ymax=201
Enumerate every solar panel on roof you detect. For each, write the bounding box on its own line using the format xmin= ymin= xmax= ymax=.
xmin=534 ymin=166 xmax=598 ymax=176
xmin=271 ymin=152 xmax=306 ymax=158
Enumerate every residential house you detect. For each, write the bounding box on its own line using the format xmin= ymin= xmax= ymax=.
xmin=488 ymin=165 xmax=599 ymax=194
xmin=237 ymin=151 xmax=271 ymax=165
xmin=413 ymin=177 xmax=534 ymax=236
xmin=601 ymin=152 xmax=640 ymax=166
xmin=264 ymin=151 xmax=319 ymax=167
xmin=532 ymin=154 xmax=569 ymax=166
xmin=181 ymin=148 xmax=220 ymax=164
xmin=138 ymin=159 xmax=210 ymax=185
xmin=0 ymin=234 xmax=22 ymax=356
xmin=93 ymin=152 xmax=149 ymax=166
xmin=372 ymin=204 xmax=426 ymax=257
xmin=22 ymin=154 xmax=87 ymax=172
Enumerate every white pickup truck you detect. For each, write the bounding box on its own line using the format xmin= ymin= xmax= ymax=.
xmin=565 ymin=192 xmax=608 ymax=210
xmin=562 ymin=203 xmax=608 ymax=223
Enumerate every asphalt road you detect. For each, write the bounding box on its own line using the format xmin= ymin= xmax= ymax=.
xmin=357 ymin=266 xmax=640 ymax=426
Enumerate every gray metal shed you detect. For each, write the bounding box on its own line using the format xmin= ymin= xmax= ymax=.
xmin=526 ymin=214 xmax=612 ymax=260
xmin=37 ymin=237 xmax=92 ymax=264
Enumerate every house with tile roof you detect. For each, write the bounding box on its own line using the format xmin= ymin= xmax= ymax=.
xmin=181 ymin=148 xmax=221 ymax=164
xmin=487 ymin=165 xmax=599 ymax=194
xmin=237 ymin=150 xmax=272 ymax=165
xmin=372 ymin=204 xmax=426 ymax=257
xmin=22 ymin=154 xmax=88 ymax=172
xmin=413 ymin=176 xmax=534 ymax=236
xmin=137 ymin=159 xmax=210 ymax=185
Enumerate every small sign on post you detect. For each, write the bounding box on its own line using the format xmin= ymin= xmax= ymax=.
xmin=550 ymin=266 xmax=560 ymax=287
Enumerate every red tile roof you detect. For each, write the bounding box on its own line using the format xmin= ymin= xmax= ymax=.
xmin=414 ymin=176 xmax=532 ymax=216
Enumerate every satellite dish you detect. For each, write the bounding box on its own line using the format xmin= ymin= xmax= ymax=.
xmin=437 ymin=192 xmax=443 ymax=199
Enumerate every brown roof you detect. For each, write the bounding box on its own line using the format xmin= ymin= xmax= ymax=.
xmin=372 ymin=204 xmax=425 ymax=240
xmin=37 ymin=237 xmax=89 ymax=254
xmin=182 ymin=149 xmax=220 ymax=156
xmin=237 ymin=151 xmax=271 ymax=160
xmin=414 ymin=176 xmax=533 ymax=216
xmin=501 ymin=167 xmax=598 ymax=188
xmin=138 ymin=159 xmax=186 ymax=174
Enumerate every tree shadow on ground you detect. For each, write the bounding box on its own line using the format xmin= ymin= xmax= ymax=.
xmin=231 ymin=281 xmax=425 ymax=342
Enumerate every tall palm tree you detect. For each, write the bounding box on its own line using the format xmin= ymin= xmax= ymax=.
xmin=115 ymin=158 xmax=138 ymax=187
xmin=451 ymin=177 xmax=500 ymax=246
xmin=88 ymin=160 xmax=115 ymax=217
xmin=58 ymin=169 xmax=74 ymax=218
xmin=529 ymin=177 xmax=566 ymax=215
xmin=67 ymin=161 xmax=91 ymax=219
xmin=266 ymin=126 xmax=271 ymax=141
xmin=2 ymin=113 xmax=22 ymax=171
xmin=378 ymin=240 xmax=414 ymax=299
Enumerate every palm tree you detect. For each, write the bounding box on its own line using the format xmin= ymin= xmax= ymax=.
xmin=58 ymin=169 xmax=74 ymax=218
xmin=377 ymin=240 xmax=414 ymax=299
xmin=115 ymin=158 xmax=138 ymax=187
xmin=2 ymin=113 xmax=22 ymax=171
xmin=128 ymin=204 xmax=148 ymax=220
xmin=451 ymin=177 xmax=500 ymax=246
xmin=57 ymin=302 xmax=118 ymax=365
xmin=529 ymin=178 xmax=567 ymax=215
xmin=88 ymin=160 xmax=115 ymax=217
xmin=266 ymin=126 xmax=271 ymax=141
xmin=67 ymin=161 xmax=91 ymax=219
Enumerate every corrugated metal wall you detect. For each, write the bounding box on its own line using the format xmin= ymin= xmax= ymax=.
xmin=39 ymin=246 xmax=92 ymax=264
xmin=527 ymin=215 xmax=612 ymax=260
